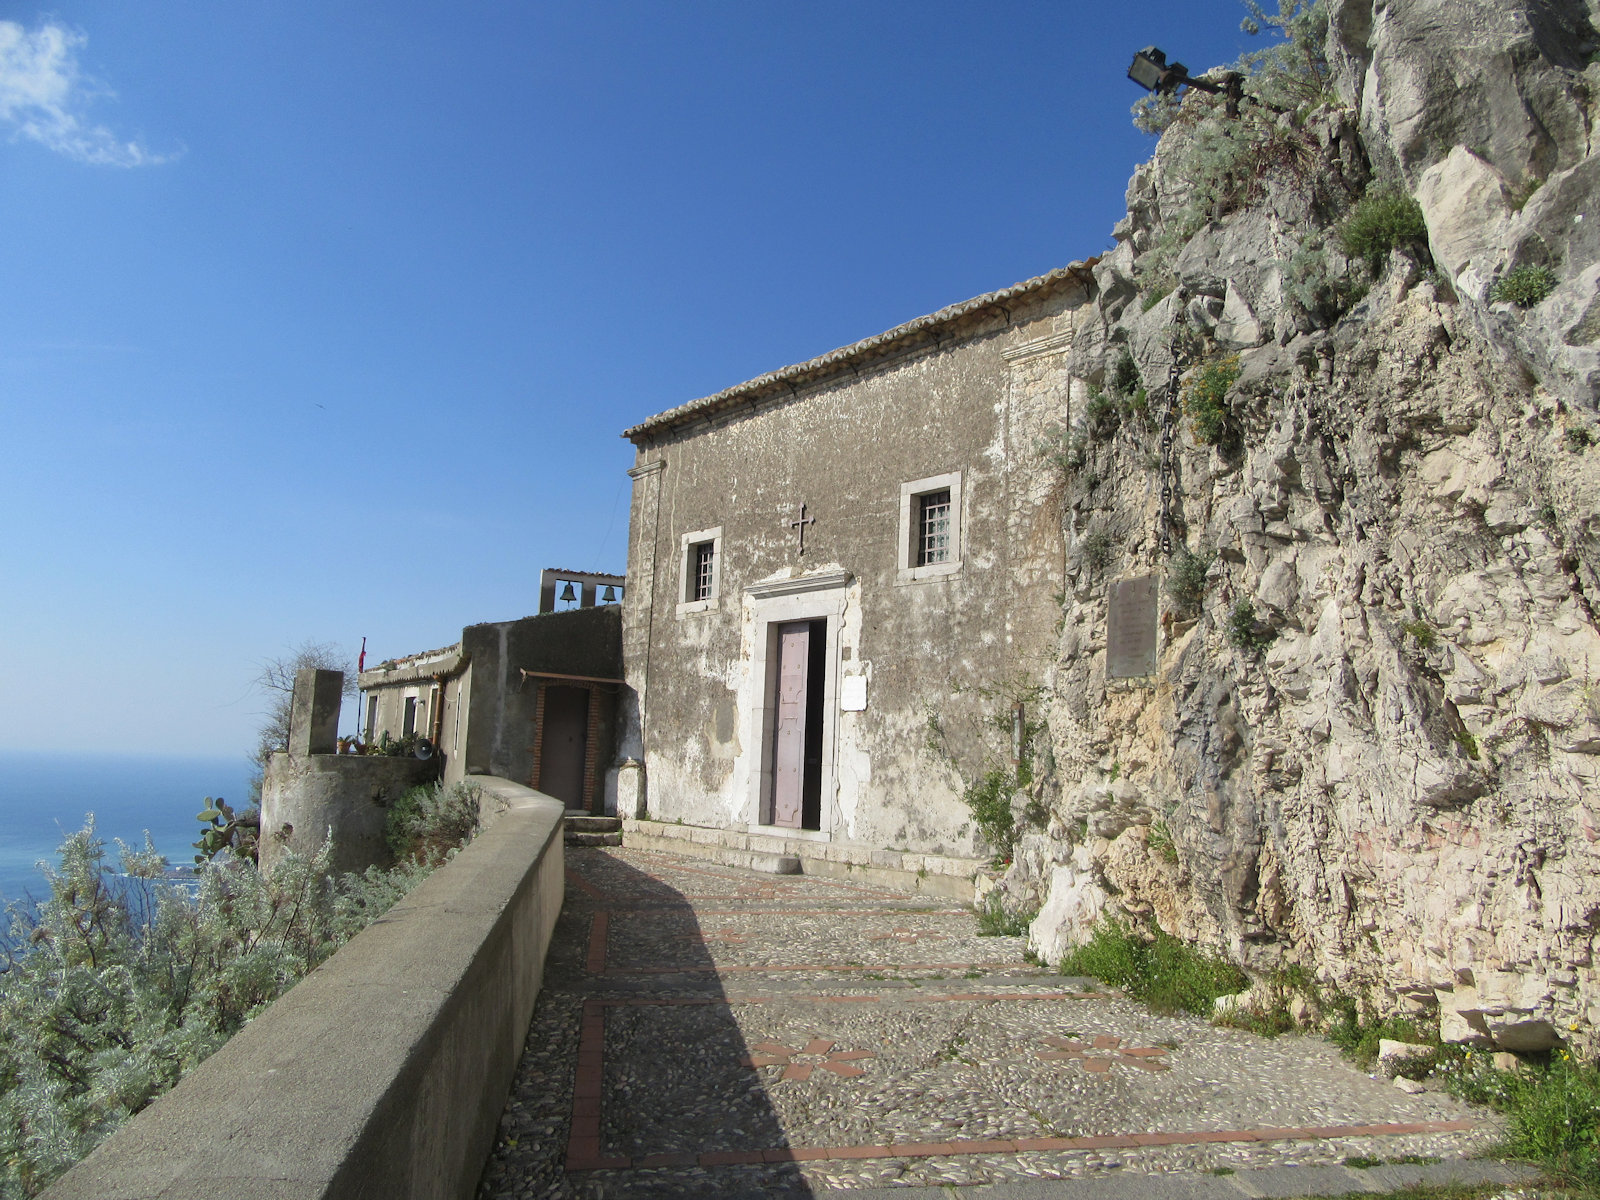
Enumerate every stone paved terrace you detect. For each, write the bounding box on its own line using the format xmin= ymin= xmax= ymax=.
xmin=476 ymin=848 xmax=1505 ymax=1198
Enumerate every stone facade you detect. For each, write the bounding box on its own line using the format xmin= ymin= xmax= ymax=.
xmin=619 ymin=267 xmax=1093 ymax=863
xmin=359 ymin=605 xmax=624 ymax=811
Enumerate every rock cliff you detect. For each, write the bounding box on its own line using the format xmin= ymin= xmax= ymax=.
xmin=1013 ymin=0 xmax=1600 ymax=1056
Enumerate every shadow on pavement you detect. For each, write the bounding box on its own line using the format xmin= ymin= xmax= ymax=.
xmin=478 ymin=847 xmax=812 ymax=1199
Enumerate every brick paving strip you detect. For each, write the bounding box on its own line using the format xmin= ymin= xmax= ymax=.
xmin=480 ymin=848 xmax=1505 ymax=1199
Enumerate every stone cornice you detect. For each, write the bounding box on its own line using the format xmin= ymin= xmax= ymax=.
xmin=1001 ymin=328 xmax=1076 ymax=364
xmin=744 ymin=570 xmax=853 ymax=599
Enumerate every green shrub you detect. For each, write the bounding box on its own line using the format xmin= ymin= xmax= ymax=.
xmin=975 ymin=892 xmax=1036 ymax=937
xmin=385 ymin=780 xmax=481 ymax=866
xmin=1401 ymin=619 xmax=1438 ymax=650
xmin=1183 ymin=355 xmax=1242 ymax=449
xmin=1502 ymin=1052 xmax=1600 ymax=1185
xmin=1111 ymin=350 xmax=1142 ymax=398
xmin=1037 ymin=425 xmax=1088 ymax=476
xmin=1059 ymin=918 xmax=1247 ymax=1015
xmin=963 ymin=768 xmax=1016 ymax=865
xmin=1282 ymin=231 xmax=1362 ymax=324
xmin=1489 ymin=264 xmax=1558 ymax=309
xmin=0 ymin=819 xmax=447 ymax=1195
xmin=1084 ymin=388 xmax=1120 ymax=439
xmin=1167 ymin=547 xmax=1214 ymax=614
xmin=1228 ymin=601 xmax=1276 ymax=652
xmin=1435 ymin=1048 xmax=1600 ymax=1188
xmin=1080 ymin=529 xmax=1113 ymax=572
xmin=1568 ymin=426 xmax=1595 ymax=453
xmin=1336 ymin=186 xmax=1428 ymax=275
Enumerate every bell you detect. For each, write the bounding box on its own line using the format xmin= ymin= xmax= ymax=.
xmin=560 ymin=582 xmax=577 ymax=603
xmin=601 ymin=585 xmax=617 ymax=603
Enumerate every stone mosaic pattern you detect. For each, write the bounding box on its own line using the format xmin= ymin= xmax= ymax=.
xmin=477 ymin=847 xmax=1501 ymax=1198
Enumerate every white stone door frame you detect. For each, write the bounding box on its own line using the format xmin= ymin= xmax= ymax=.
xmin=742 ymin=571 xmax=850 ymax=840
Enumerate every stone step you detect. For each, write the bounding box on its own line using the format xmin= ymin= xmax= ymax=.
xmin=565 ymin=830 xmax=623 ymax=847
xmin=564 ymin=814 xmax=622 ymax=833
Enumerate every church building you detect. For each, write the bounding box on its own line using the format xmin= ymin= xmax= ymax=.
xmin=617 ymin=265 xmax=1095 ymax=893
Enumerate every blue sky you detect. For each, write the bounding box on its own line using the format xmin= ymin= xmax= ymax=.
xmin=0 ymin=2 xmax=1260 ymax=756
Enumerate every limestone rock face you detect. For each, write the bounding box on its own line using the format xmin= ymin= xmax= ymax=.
xmin=1329 ymin=0 xmax=1600 ymax=406
xmin=1010 ymin=4 xmax=1600 ymax=1055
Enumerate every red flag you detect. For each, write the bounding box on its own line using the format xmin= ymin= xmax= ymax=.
xmin=357 ymin=636 xmax=366 ymax=674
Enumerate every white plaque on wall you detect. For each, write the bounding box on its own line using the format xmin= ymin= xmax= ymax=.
xmin=839 ymin=675 xmax=868 ymax=711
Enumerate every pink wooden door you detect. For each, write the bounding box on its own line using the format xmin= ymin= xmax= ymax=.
xmin=770 ymin=622 xmax=810 ymax=828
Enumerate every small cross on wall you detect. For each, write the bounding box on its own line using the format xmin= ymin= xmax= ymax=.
xmin=786 ymin=503 xmax=816 ymax=556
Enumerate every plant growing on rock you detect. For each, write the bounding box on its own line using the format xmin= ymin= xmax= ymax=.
xmin=1335 ymin=185 xmax=1428 ymax=276
xmin=1183 ymin=354 xmax=1242 ymax=450
xmin=1147 ymin=818 xmax=1180 ymax=864
xmin=1282 ymin=231 xmax=1363 ymax=325
xmin=1488 ymin=264 xmax=1557 ymax=309
xmin=1079 ymin=529 xmax=1113 ymax=572
xmin=1401 ymin=619 xmax=1437 ymax=650
xmin=1228 ymin=601 xmax=1276 ymax=652
xmin=974 ymin=892 xmax=1037 ymax=937
xmin=1036 ymin=424 xmax=1088 ymax=477
xmin=1083 ymin=387 xmax=1120 ymax=439
xmin=1166 ymin=547 xmax=1214 ymax=614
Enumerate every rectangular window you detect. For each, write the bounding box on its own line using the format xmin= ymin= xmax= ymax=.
xmin=692 ymin=541 xmax=716 ymax=601
xmin=898 ymin=473 xmax=962 ymax=582
xmin=402 ymin=696 xmax=417 ymax=738
xmin=677 ymin=525 xmax=723 ymax=614
xmin=917 ymin=489 xmax=952 ymax=566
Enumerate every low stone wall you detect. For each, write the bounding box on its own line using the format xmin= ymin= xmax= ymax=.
xmin=43 ymin=777 xmax=564 ymax=1200
xmin=622 ymin=817 xmax=984 ymax=900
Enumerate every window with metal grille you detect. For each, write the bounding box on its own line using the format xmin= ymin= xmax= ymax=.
xmin=691 ymin=541 xmax=716 ymax=601
xmin=917 ymin=489 xmax=952 ymax=566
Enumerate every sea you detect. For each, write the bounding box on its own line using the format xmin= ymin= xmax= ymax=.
xmin=0 ymin=751 xmax=256 ymax=913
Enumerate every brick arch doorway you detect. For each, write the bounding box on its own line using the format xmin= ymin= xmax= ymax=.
xmin=527 ymin=672 xmax=618 ymax=814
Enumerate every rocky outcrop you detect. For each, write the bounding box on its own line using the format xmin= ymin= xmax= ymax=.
xmin=1012 ymin=2 xmax=1600 ymax=1056
xmin=1333 ymin=0 xmax=1600 ymax=408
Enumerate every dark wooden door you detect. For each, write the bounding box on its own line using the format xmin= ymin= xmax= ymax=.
xmin=540 ymin=685 xmax=590 ymax=810
xmin=770 ymin=622 xmax=810 ymax=828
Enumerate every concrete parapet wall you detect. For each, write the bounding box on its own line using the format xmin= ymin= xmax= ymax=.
xmin=260 ymin=751 xmax=439 ymax=875
xmin=622 ymin=817 xmax=983 ymax=900
xmin=43 ymin=777 xmax=565 ymax=1200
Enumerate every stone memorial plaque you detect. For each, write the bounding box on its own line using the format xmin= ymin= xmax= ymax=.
xmin=839 ymin=674 xmax=868 ymax=712
xmin=1107 ymin=575 xmax=1158 ymax=678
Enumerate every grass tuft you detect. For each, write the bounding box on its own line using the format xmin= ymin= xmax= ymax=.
xmin=1057 ymin=918 xmax=1247 ymax=1016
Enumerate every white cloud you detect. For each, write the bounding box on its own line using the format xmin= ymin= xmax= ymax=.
xmin=0 ymin=19 xmax=172 ymax=166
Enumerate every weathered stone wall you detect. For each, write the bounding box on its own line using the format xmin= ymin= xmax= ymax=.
xmin=1011 ymin=1 xmax=1600 ymax=1056
xmin=260 ymin=750 xmax=439 ymax=874
xmin=457 ymin=605 xmax=623 ymax=790
xmin=622 ymin=278 xmax=1089 ymax=857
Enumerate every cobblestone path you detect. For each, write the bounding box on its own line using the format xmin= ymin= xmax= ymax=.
xmin=477 ymin=847 xmax=1499 ymax=1198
